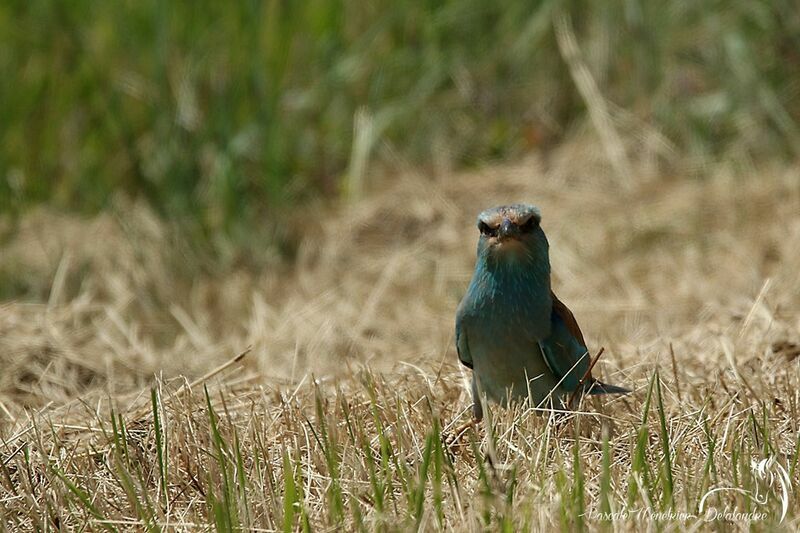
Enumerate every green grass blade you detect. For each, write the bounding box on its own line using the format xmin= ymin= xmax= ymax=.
xmin=282 ymin=448 xmax=297 ymax=533
xmin=654 ymin=370 xmax=674 ymax=509
xmin=150 ymin=387 xmax=169 ymax=510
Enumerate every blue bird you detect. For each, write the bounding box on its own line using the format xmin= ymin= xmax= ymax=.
xmin=456 ymin=204 xmax=629 ymax=421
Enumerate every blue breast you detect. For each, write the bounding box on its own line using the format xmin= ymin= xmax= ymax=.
xmin=460 ymin=259 xmax=559 ymax=404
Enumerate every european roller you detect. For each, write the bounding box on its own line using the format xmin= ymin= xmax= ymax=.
xmin=456 ymin=204 xmax=629 ymax=421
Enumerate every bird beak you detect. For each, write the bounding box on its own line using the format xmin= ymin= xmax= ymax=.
xmin=497 ymin=218 xmax=517 ymax=241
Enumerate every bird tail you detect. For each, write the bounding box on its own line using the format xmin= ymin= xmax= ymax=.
xmin=587 ymin=380 xmax=631 ymax=396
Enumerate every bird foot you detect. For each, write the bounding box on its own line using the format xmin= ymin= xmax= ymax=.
xmin=443 ymin=418 xmax=480 ymax=452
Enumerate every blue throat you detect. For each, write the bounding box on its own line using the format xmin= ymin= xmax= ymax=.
xmin=468 ymin=248 xmax=553 ymax=339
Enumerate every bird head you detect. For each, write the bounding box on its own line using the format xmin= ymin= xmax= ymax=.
xmin=475 ymin=204 xmax=549 ymax=266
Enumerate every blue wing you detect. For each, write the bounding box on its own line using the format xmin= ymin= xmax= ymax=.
xmin=455 ymin=302 xmax=472 ymax=369
xmin=538 ymin=292 xmax=591 ymax=392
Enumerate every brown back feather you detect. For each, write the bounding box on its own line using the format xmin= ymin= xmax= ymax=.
xmin=551 ymin=290 xmax=594 ymax=381
xmin=551 ymin=290 xmax=587 ymax=348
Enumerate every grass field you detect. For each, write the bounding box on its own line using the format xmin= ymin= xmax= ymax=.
xmin=3 ymin=1 xmax=800 ymax=530
xmin=1 ymin=133 xmax=799 ymax=530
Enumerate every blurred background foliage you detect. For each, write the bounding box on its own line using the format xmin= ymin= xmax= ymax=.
xmin=2 ymin=0 xmax=799 ymax=252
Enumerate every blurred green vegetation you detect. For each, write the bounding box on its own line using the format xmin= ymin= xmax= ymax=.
xmin=2 ymin=1 xmax=799 ymax=240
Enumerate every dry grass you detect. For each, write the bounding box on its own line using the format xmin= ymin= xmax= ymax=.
xmin=1 ymin=136 xmax=799 ymax=531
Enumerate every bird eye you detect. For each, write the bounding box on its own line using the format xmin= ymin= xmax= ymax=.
xmin=478 ymin=221 xmax=496 ymax=237
xmin=519 ymin=217 xmax=538 ymax=233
